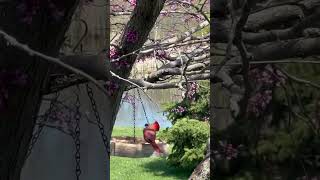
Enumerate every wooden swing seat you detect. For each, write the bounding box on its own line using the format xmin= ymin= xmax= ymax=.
xmin=110 ymin=136 xmax=168 ymax=157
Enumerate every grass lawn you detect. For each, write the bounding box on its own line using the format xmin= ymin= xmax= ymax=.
xmin=111 ymin=126 xmax=143 ymax=137
xmin=111 ymin=127 xmax=191 ymax=180
xmin=110 ymin=156 xmax=192 ymax=180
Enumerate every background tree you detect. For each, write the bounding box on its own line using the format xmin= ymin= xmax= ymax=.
xmin=211 ymin=0 xmax=320 ymax=179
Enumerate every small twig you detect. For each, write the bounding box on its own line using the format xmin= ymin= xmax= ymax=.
xmin=109 ymin=71 xmax=161 ymax=110
xmin=110 ymin=71 xmax=143 ymax=89
xmin=278 ymin=68 xmax=320 ymax=90
xmin=211 ymin=60 xmax=320 ymax=66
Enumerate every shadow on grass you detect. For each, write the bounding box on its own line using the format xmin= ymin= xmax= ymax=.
xmin=141 ymin=157 xmax=192 ymax=180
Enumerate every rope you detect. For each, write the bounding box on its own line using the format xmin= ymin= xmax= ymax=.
xmin=143 ymin=90 xmax=168 ymax=124
xmin=137 ymin=88 xmax=150 ymax=124
xmin=133 ymin=89 xmax=136 ymax=142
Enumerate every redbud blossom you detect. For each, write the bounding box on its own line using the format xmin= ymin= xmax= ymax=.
xmin=171 ymin=105 xmax=186 ymax=115
xmin=128 ymin=0 xmax=136 ymax=6
xmin=17 ymin=0 xmax=65 ymax=24
xmin=125 ymin=30 xmax=138 ymax=43
xmin=104 ymin=81 xmax=119 ymax=96
xmin=110 ymin=46 xmax=119 ymax=59
xmin=122 ymin=93 xmax=136 ymax=105
xmin=186 ymin=82 xmax=198 ymax=100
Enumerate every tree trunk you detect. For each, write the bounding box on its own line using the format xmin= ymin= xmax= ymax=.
xmin=21 ymin=1 xmax=110 ymax=179
xmin=211 ymin=83 xmax=234 ymax=130
xmin=189 ymin=139 xmax=210 ymax=180
xmin=1 ymin=0 xmax=164 ymax=179
xmin=188 ymin=155 xmax=210 ymax=180
xmin=0 ymin=1 xmax=79 ymax=179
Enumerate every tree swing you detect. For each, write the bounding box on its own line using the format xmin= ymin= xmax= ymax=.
xmin=110 ymin=88 xmax=168 ymax=157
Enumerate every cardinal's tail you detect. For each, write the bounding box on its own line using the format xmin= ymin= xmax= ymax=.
xmin=150 ymin=141 xmax=163 ymax=153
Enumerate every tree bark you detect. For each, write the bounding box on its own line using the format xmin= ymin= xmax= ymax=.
xmin=20 ymin=1 xmax=109 ymax=179
xmin=18 ymin=0 xmax=165 ymax=180
xmin=1 ymin=0 xmax=165 ymax=179
xmin=188 ymin=155 xmax=210 ymax=180
xmin=0 ymin=1 xmax=80 ymax=179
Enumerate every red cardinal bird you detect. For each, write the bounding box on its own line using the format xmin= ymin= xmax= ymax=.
xmin=143 ymin=121 xmax=163 ymax=154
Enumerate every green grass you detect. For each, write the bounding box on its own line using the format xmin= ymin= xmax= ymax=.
xmin=111 ymin=127 xmax=188 ymax=180
xmin=110 ymin=156 xmax=191 ymax=180
xmin=112 ymin=127 xmax=143 ymax=137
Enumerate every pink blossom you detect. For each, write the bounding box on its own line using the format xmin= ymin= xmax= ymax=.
xmin=122 ymin=93 xmax=136 ymax=105
xmin=186 ymin=82 xmax=198 ymax=100
xmin=128 ymin=0 xmax=136 ymax=6
xmin=247 ymin=90 xmax=273 ymax=117
xmin=104 ymin=81 xmax=119 ymax=96
xmin=17 ymin=0 xmax=65 ymax=24
xmin=109 ymin=46 xmax=131 ymax=69
xmin=111 ymin=59 xmax=130 ymax=69
xmin=125 ymin=30 xmax=138 ymax=43
xmin=155 ymin=49 xmax=167 ymax=58
xmin=110 ymin=46 xmax=120 ymax=59
xmin=171 ymin=105 xmax=187 ymax=115
xmin=249 ymin=67 xmax=286 ymax=87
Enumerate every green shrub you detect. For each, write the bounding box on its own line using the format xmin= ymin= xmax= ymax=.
xmin=256 ymin=120 xmax=312 ymax=163
xmin=165 ymin=118 xmax=209 ymax=169
xmin=157 ymin=127 xmax=170 ymax=141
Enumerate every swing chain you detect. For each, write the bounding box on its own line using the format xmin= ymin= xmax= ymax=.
xmin=74 ymin=92 xmax=82 ymax=180
xmin=86 ymin=84 xmax=110 ymax=156
xmin=133 ymin=89 xmax=136 ymax=142
xmin=137 ymin=89 xmax=149 ymax=124
xmin=26 ymin=92 xmax=59 ymax=159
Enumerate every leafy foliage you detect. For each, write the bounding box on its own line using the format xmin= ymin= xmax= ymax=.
xmin=159 ymin=80 xmax=210 ymax=169
xmin=163 ymin=80 xmax=209 ymax=124
xmin=214 ymin=62 xmax=320 ymax=179
xmin=163 ymin=118 xmax=209 ymax=169
xmin=256 ymin=120 xmax=312 ymax=163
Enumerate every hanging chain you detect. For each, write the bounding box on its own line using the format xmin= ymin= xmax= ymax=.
xmin=86 ymin=84 xmax=110 ymax=156
xmin=137 ymin=89 xmax=150 ymax=124
xmin=26 ymin=92 xmax=60 ymax=159
xmin=74 ymin=91 xmax=81 ymax=180
xmin=133 ymin=89 xmax=136 ymax=142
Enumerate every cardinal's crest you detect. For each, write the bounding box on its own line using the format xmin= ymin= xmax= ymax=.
xmin=149 ymin=121 xmax=160 ymax=131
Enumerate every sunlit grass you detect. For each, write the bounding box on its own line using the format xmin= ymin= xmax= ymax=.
xmin=111 ymin=126 xmax=143 ymax=137
xmin=111 ymin=127 xmax=187 ymax=180
xmin=110 ymin=156 xmax=191 ymax=180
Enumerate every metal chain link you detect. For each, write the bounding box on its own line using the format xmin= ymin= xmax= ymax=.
xmin=86 ymin=84 xmax=110 ymax=156
xmin=26 ymin=92 xmax=60 ymax=159
xmin=74 ymin=92 xmax=81 ymax=180
xmin=133 ymin=89 xmax=136 ymax=143
xmin=137 ymin=89 xmax=150 ymax=124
